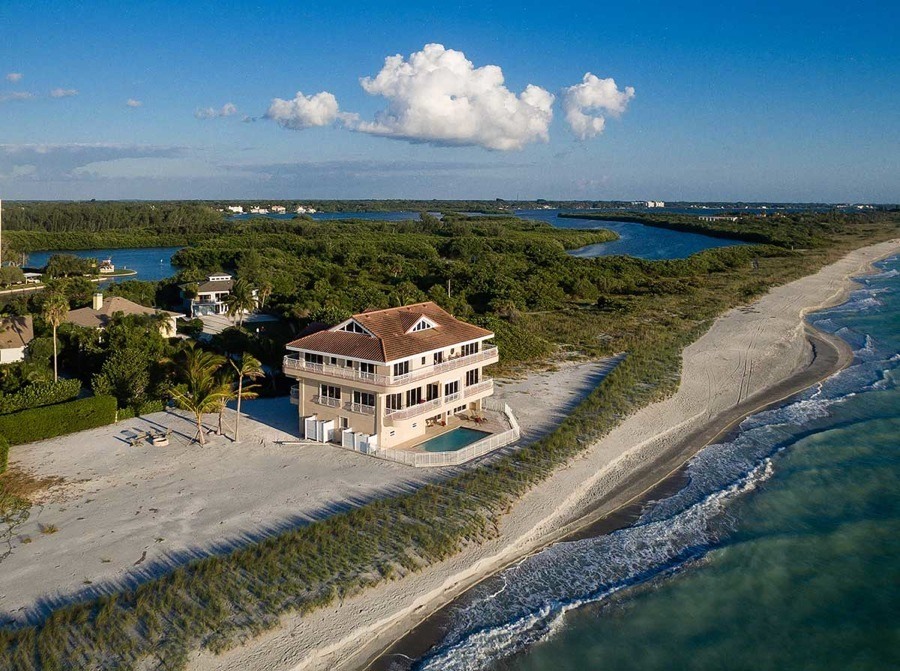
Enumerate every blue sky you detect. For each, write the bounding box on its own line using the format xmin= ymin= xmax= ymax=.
xmin=1 ymin=0 xmax=897 ymax=201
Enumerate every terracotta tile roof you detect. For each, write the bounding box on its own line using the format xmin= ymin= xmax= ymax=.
xmin=287 ymin=302 xmax=493 ymax=363
xmin=0 ymin=316 xmax=34 ymax=349
xmin=65 ymin=297 xmax=180 ymax=329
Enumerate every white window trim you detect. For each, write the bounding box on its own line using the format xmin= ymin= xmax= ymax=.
xmin=332 ymin=318 xmax=376 ymax=337
xmin=405 ymin=316 xmax=439 ymax=334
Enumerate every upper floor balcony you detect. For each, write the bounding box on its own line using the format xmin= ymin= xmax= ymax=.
xmin=283 ymin=344 xmax=498 ymax=387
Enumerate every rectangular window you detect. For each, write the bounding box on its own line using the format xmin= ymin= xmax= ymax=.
xmin=444 ymin=380 xmax=459 ymax=397
xmin=360 ymin=362 xmax=375 ymax=378
xmin=319 ymin=384 xmax=341 ymax=399
xmin=330 ymin=356 xmax=338 ymax=365
xmin=406 ymin=387 xmax=422 ymax=406
xmin=305 ymin=353 xmax=324 ymax=365
xmin=353 ymin=391 xmax=375 ymax=407
xmin=465 ymin=369 xmax=480 ymax=387
xmin=426 ymin=383 xmax=439 ymax=401
xmin=340 ymin=417 xmax=349 ymax=429
xmin=393 ymin=360 xmax=409 ymax=377
xmin=386 ymin=393 xmax=402 ymax=410
xmin=433 ymin=351 xmax=444 ymax=364
xmin=344 ymin=359 xmax=353 ymax=368
xmin=421 ymin=356 xmax=426 ymax=365
xmin=461 ymin=342 xmax=480 ymax=357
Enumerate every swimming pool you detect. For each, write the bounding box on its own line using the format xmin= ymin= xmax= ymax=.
xmin=417 ymin=427 xmax=491 ymax=452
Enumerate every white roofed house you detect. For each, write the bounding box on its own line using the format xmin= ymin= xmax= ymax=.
xmin=283 ymin=302 xmax=520 ymax=466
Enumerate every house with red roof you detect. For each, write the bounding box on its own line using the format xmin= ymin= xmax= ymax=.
xmin=283 ymin=302 xmax=505 ymax=456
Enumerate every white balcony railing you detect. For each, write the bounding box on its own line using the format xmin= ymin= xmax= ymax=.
xmin=283 ymin=345 xmax=498 ymax=387
xmin=347 ymin=402 xmax=376 ymax=415
xmin=312 ymin=395 xmax=341 ymax=408
xmin=384 ymin=391 xmax=462 ymax=422
xmin=464 ymin=379 xmax=494 ymax=398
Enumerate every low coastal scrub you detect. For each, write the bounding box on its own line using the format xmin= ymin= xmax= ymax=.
xmin=0 ymin=395 xmax=117 ymax=446
xmin=0 ymin=379 xmax=81 ymax=415
xmin=0 ymin=210 xmax=895 ymax=669
xmin=0 ymin=436 xmax=8 ymax=474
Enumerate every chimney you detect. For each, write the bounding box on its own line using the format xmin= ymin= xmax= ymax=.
xmin=93 ymin=292 xmax=103 ymax=310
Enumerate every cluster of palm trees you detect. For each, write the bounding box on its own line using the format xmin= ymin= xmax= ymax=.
xmin=168 ymin=345 xmax=265 ymax=446
xmin=224 ymin=279 xmax=258 ymax=327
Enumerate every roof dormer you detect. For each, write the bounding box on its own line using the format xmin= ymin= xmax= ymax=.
xmin=406 ymin=315 xmax=438 ymax=334
xmin=334 ymin=318 xmax=375 ymax=337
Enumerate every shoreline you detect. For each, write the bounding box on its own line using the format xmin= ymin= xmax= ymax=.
xmin=190 ymin=239 xmax=900 ymax=671
xmin=363 ymin=328 xmax=852 ymax=669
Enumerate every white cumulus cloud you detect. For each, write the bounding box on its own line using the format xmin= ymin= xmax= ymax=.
xmin=50 ymin=88 xmax=78 ymax=98
xmin=351 ymin=44 xmax=554 ymax=151
xmin=562 ymin=73 xmax=635 ymax=140
xmin=265 ymin=91 xmax=346 ymax=130
xmin=195 ymin=102 xmax=238 ymax=119
xmin=126 ymin=98 xmax=143 ymax=108
xmin=6 ymin=73 xmax=23 ymax=83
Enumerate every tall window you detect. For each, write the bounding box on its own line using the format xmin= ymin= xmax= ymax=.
xmin=444 ymin=381 xmax=459 ymax=397
xmin=360 ymin=362 xmax=375 ymax=375
xmin=461 ymin=342 xmax=480 ymax=356
xmin=426 ymin=383 xmax=439 ymax=401
xmin=433 ymin=351 xmax=444 ymax=364
xmin=465 ymin=369 xmax=480 ymax=387
xmin=406 ymin=387 xmax=422 ymax=406
xmin=353 ymin=390 xmax=375 ymax=407
xmin=386 ymin=393 xmax=402 ymax=410
xmin=393 ymin=360 xmax=409 ymax=377
xmin=319 ymin=384 xmax=341 ymax=399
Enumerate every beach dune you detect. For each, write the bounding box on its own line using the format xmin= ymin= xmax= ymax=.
xmin=188 ymin=238 xmax=894 ymax=671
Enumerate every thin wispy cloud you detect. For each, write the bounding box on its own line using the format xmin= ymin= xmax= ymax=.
xmin=562 ymin=73 xmax=635 ymax=140
xmin=195 ymin=102 xmax=238 ymax=119
xmin=125 ymin=98 xmax=142 ymax=108
xmin=0 ymin=91 xmax=35 ymax=103
xmin=5 ymin=73 xmax=23 ymax=83
xmin=50 ymin=88 xmax=79 ymax=98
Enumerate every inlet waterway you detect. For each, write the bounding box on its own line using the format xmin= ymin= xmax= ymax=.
xmin=25 ymin=247 xmax=181 ymax=283
xmin=382 ymin=254 xmax=900 ymax=671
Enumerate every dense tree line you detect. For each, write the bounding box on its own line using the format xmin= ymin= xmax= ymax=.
xmin=3 ymin=202 xmax=223 ymax=233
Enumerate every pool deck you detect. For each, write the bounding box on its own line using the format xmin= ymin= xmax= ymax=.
xmin=387 ymin=410 xmax=509 ymax=453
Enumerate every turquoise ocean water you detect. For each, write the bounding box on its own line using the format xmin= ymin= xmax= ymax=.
xmin=400 ymin=255 xmax=900 ymax=671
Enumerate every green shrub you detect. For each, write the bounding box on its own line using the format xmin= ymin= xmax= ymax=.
xmin=0 ymin=395 xmax=117 ymax=446
xmin=0 ymin=379 xmax=82 ymax=415
xmin=0 ymin=435 xmax=8 ymax=474
xmin=136 ymin=399 xmax=165 ymax=416
xmin=116 ymin=407 xmax=135 ymax=422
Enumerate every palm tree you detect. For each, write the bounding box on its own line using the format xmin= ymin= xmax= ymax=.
xmin=168 ymin=345 xmax=229 ymax=446
xmin=257 ymin=280 xmax=273 ymax=309
xmin=224 ymin=279 xmax=256 ymax=328
xmin=41 ymin=292 xmax=68 ymax=382
xmin=230 ymin=353 xmax=264 ymax=442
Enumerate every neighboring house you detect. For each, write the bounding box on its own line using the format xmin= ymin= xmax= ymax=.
xmin=0 ymin=315 xmax=34 ymax=364
xmin=270 ymin=205 xmax=286 ymax=214
xmin=65 ymin=293 xmax=180 ymax=337
xmin=98 ymin=258 xmax=116 ymax=274
xmin=283 ymin=302 xmax=499 ymax=451
xmin=182 ymin=274 xmax=257 ymax=318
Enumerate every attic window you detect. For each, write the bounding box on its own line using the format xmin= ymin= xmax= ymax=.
xmin=408 ymin=317 xmax=437 ymax=333
xmin=340 ymin=321 xmax=368 ymax=334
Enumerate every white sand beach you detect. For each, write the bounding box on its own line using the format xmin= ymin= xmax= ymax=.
xmin=0 ymin=358 xmax=615 ymax=621
xmin=187 ymin=239 xmax=900 ymax=671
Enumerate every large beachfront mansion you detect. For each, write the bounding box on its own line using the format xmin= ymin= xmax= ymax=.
xmin=283 ymin=302 xmax=499 ymax=452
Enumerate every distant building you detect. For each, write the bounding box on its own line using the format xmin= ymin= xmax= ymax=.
xmin=0 ymin=316 xmax=34 ymax=364
xmin=98 ymin=258 xmax=115 ymax=274
xmin=226 ymin=206 xmax=244 ymax=214
xmin=699 ymin=215 xmax=739 ymax=222
xmin=182 ymin=273 xmax=258 ymax=318
xmin=295 ymin=205 xmax=318 ymax=214
xmin=249 ymin=207 xmax=269 ymax=214
xmin=65 ymin=294 xmax=180 ymax=337
xmin=631 ymin=200 xmax=665 ymax=208
xmin=270 ymin=205 xmax=287 ymax=214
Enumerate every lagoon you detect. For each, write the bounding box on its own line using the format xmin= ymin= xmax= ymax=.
xmin=26 ymin=247 xmax=181 ymax=283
